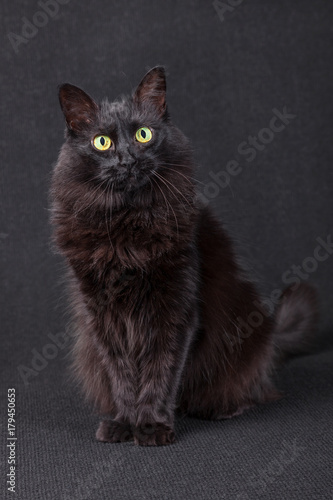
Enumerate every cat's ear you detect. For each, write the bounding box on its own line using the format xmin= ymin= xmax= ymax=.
xmin=58 ymin=83 xmax=98 ymax=133
xmin=133 ymin=66 xmax=167 ymax=118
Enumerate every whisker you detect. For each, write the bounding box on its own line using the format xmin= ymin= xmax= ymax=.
xmin=151 ymin=173 xmax=179 ymax=239
xmin=153 ymin=170 xmax=192 ymax=209
xmin=105 ymin=181 xmax=114 ymax=250
xmin=158 ymin=165 xmax=206 ymax=187
xmin=74 ymin=178 xmax=110 ymax=217
xmin=150 ymin=176 xmax=169 ymax=218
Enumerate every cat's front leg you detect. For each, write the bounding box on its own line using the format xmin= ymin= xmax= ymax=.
xmin=133 ymin=322 xmax=197 ymax=446
xmin=96 ymin=354 xmax=137 ymax=443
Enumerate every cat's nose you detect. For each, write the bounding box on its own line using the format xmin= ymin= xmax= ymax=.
xmin=118 ymin=151 xmax=136 ymax=169
xmin=119 ymin=160 xmax=136 ymax=170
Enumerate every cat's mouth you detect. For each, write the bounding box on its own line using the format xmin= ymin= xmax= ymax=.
xmin=112 ymin=171 xmax=149 ymax=192
xmin=98 ymin=161 xmax=153 ymax=192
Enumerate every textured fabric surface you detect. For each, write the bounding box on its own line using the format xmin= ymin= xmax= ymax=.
xmin=1 ymin=0 xmax=333 ymax=498
xmin=1 ymin=350 xmax=333 ymax=499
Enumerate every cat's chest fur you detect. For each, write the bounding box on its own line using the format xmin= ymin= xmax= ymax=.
xmin=66 ymin=204 xmax=190 ymax=270
xmin=69 ymin=208 xmax=199 ymax=336
xmin=57 ymin=199 xmax=197 ymax=309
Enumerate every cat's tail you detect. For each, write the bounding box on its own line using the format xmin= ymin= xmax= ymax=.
xmin=273 ymin=283 xmax=318 ymax=357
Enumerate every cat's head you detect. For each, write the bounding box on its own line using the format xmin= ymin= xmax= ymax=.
xmin=58 ymin=67 xmax=191 ymax=196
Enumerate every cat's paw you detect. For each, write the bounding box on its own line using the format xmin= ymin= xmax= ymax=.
xmin=96 ymin=420 xmax=133 ymax=443
xmin=134 ymin=422 xmax=175 ymax=446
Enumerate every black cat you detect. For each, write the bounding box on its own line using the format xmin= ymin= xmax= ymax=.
xmin=50 ymin=67 xmax=317 ymax=446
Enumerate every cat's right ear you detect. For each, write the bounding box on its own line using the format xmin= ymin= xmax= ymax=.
xmin=133 ymin=67 xmax=167 ymax=118
xmin=58 ymin=84 xmax=98 ymax=133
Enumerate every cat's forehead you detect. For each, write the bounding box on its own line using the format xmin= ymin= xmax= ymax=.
xmin=99 ymin=97 xmax=134 ymax=125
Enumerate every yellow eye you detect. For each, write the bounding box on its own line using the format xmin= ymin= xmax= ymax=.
xmin=93 ymin=135 xmax=112 ymax=151
xmin=135 ymin=127 xmax=152 ymax=143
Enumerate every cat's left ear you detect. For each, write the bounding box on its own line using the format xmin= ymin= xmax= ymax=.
xmin=58 ymin=83 xmax=98 ymax=133
xmin=133 ymin=66 xmax=167 ymax=118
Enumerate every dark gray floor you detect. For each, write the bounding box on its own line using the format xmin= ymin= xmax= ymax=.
xmin=2 ymin=343 xmax=333 ymax=500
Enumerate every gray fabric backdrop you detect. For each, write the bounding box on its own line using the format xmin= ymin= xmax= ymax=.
xmin=1 ymin=1 xmax=332 ymax=499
